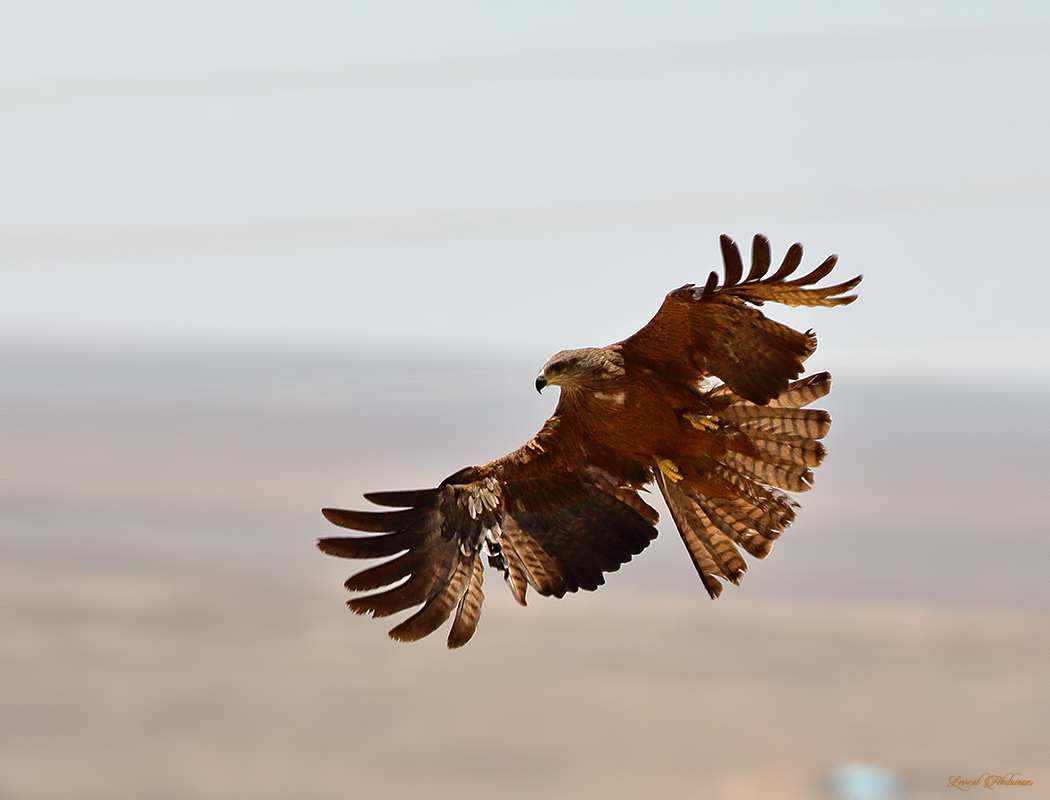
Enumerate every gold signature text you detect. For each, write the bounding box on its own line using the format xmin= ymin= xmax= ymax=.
xmin=948 ymin=773 xmax=1033 ymax=790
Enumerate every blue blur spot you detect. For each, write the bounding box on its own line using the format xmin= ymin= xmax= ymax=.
xmin=829 ymin=762 xmax=900 ymax=799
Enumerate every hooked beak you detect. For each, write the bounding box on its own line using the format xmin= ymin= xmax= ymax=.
xmin=535 ymin=375 xmax=547 ymax=393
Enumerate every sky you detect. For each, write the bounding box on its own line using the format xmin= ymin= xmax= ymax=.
xmin=3 ymin=1 xmax=1050 ymax=386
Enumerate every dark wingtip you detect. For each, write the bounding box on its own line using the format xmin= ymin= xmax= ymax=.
xmin=321 ymin=506 xmax=418 ymax=532
xmin=363 ymin=488 xmax=440 ymax=508
xmin=317 ymin=536 xmax=344 ymax=555
xmin=747 ymin=234 xmax=772 ymax=281
xmin=701 ymin=270 xmax=719 ymax=297
xmin=719 ymin=234 xmax=744 ymax=287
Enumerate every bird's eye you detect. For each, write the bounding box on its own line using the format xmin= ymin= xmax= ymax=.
xmin=550 ymin=361 xmax=564 ymax=372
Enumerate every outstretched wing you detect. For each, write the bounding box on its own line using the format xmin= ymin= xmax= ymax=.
xmin=621 ymin=234 xmax=861 ymax=404
xmin=318 ymin=421 xmax=658 ymax=648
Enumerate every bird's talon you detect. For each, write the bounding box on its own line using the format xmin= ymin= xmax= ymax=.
xmin=657 ymin=457 xmax=683 ymax=482
xmin=685 ymin=412 xmax=720 ymax=431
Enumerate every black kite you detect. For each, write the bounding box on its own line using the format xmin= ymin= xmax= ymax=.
xmin=319 ymin=234 xmax=861 ymax=647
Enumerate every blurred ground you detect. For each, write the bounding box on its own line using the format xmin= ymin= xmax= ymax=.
xmin=3 ymin=347 xmax=1049 ymax=798
xmin=4 ymin=564 xmax=1047 ymax=799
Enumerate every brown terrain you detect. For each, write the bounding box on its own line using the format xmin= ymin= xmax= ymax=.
xmin=4 ymin=348 xmax=1048 ymax=799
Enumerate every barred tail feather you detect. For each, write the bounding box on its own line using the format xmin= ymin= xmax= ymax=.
xmin=752 ymin=436 xmax=826 ymax=468
xmin=657 ymin=471 xmax=748 ymax=599
xmin=699 ymin=494 xmax=782 ymax=558
xmin=665 ymin=372 xmax=834 ymax=596
xmin=765 ymin=371 xmax=831 ymax=408
xmin=724 ymin=450 xmax=815 ymax=492
xmin=722 ymin=405 xmax=832 ymax=440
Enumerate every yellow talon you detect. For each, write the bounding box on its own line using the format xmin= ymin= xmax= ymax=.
xmin=656 ymin=457 xmax=683 ymax=483
xmin=685 ymin=412 xmax=720 ymax=431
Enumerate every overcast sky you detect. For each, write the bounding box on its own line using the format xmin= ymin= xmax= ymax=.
xmin=3 ymin=1 xmax=1049 ymax=386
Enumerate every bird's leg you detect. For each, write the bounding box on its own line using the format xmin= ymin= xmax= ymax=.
xmin=656 ymin=456 xmax=683 ymax=483
xmin=684 ymin=412 xmax=720 ymax=431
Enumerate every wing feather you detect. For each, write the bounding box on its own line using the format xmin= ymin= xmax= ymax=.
xmin=388 ymin=556 xmax=473 ymax=643
xmin=719 ymin=234 xmax=744 ymax=287
xmin=342 ymin=550 xmax=422 ymax=592
xmin=768 ymin=241 xmax=803 ymax=282
xmin=346 ymin=566 xmax=447 ymax=618
xmin=785 ymin=254 xmax=837 ymax=287
xmin=501 ymin=478 xmax=657 ymax=596
xmin=621 ymin=236 xmax=860 ymax=403
xmin=321 ymin=506 xmax=419 ymax=533
xmin=447 ymin=557 xmax=485 ymax=648
xmin=499 ymin=530 xmax=538 ymax=604
xmin=363 ymin=488 xmax=441 ymax=508
xmin=746 ymin=234 xmax=772 ymax=282
xmin=317 ymin=526 xmax=423 ymax=559
xmin=320 ymin=431 xmax=659 ymax=645
xmin=500 ymin=515 xmax=567 ymax=597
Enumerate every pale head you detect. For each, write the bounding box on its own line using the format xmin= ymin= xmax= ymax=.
xmin=535 ymin=347 xmax=624 ymax=393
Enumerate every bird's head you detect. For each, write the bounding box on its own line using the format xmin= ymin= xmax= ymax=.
xmin=535 ymin=347 xmax=623 ymax=393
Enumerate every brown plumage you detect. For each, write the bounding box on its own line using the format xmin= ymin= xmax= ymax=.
xmin=319 ymin=233 xmax=861 ymax=647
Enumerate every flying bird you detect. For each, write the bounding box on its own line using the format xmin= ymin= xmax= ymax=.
xmin=319 ymin=234 xmax=860 ymax=647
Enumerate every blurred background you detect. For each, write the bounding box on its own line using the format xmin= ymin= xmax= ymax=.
xmin=3 ymin=2 xmax=1049 ymax=798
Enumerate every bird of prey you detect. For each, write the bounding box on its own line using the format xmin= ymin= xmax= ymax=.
xmin=319 ymin=234 xmax=860 ymax=647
